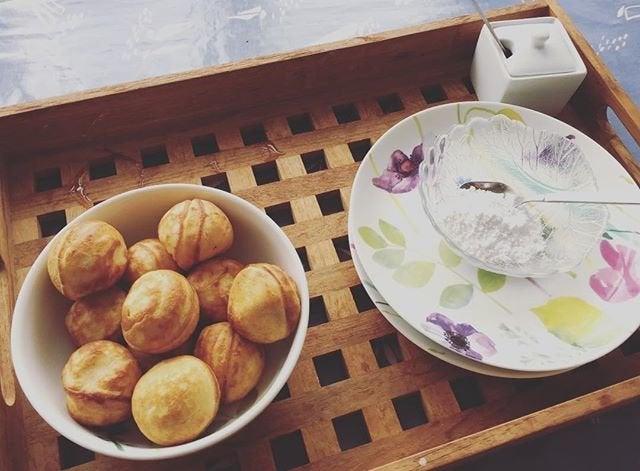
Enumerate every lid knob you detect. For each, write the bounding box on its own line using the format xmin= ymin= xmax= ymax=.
xmin=532 ymin=30 xmax=551 ymax=49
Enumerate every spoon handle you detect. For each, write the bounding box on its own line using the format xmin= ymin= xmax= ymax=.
xmin=520 ymin=190 xmax=640 ymax=205
xmin=470 ymin=0 xmax=510 ymax=57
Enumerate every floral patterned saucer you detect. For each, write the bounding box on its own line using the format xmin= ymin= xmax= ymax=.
xmin=351 ymin=245 xmax=571 ymax=378
xmin=348 ymin=101 xmax=640 ymax=372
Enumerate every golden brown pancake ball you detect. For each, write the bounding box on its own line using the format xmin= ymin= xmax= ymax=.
xmin=131 ymin=356 xmax=220 ymax=446
xmin=194 ymin=322 xmax=265 ymax=403
xmin=228 ymin=263 xmax=301 ymax=344
xmin=65 ymin=286 xmax=126 ymax=346
xmin=187 ymin=258 xmax=244 ymax=323
xmin=62 ymin=340 xmax=141 ymax=427
xmin=47 ymin=220 xmax=128 ymax=300
xmin=121 ymin=270 xmax=199 ymax=354
xmin=123 ymin=238 xmax=178 ymax=284
xmin=158 ymin=199 xmax=234 ymax=271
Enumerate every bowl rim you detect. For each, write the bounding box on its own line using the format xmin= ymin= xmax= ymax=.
xmin=417 ymin=114 xmax=609 ymax=278
xmin=11 ymin=183 xmax=309 ymax=460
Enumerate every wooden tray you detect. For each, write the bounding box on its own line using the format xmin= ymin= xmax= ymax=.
xmin=1 ymin=1 xmax=640 ymax=470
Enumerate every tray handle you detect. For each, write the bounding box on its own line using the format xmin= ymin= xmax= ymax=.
xmin=375 ymin=375 xmax=640 ymax=470
xmin=0 ymin=169 xmax=16 ymax=407
xmin=549 ymin=0 xmax=640 ymax=182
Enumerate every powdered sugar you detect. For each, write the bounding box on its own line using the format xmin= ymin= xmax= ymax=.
xmin=437 ymin=188 xmax=546 ymax=267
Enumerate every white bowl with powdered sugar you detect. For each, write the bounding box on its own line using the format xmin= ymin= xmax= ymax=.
xmin=419 ymin=115 xmax=608 ymax=278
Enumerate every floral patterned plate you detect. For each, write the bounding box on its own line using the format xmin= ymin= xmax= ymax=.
xmin=351 ymin=244 xmax=571 ymax=378
xmin=348 ymin=101 xmax=640 ymax=372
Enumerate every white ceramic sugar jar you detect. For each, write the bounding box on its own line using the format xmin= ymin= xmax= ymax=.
xmin=470 ymin=17 xmax=587 ymax=116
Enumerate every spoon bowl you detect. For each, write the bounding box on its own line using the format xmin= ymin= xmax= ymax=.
xmin=460 ymin=180 xmax=640 ymax=206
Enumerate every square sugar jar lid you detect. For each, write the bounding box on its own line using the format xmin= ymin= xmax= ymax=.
xmin=495 ymin=17 xmax=583 ymax=77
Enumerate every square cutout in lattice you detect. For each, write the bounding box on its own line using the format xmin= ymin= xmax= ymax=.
xmin=392 ymin=392 xmax=428 ymax=430
xmin=296 ymin=246 xmax=311 ymax=272
xmin=450 ymin=376 xmax=485 ymax=410
xmin=252 ymin=161 xmax=280 ymax=185
xmin=240 ymin=123 xmax=268 ymax=145
xmin=58 ymin=435 xmax=95 ymax=469
xmin=201 ymin=173 xmax=230 ymax=192
xmin=309 ymin=296 xmax=328 ymax=327
xmin=34 ymin=167 xmax=62 ymax=192
xmin=38 ymin=210 xmax=67 ymax=237
xmin=350 ymin=284 xmax=375 ymax=313
xmin=620 ymin=330 xmax=640 ymax=356
xmin=421 ymin=84 xmax=447 ymax=103
xmin=333 ymin=103 xmax=360 ymax=124
xmin=515 ymin=378 xmax=544 ymax=392
xmin=332 ymin=410 xmax=371 ymax=451
xmin=332 ymin=235 xmax=351 ymax=262
xmin=370 ymin=333 xmax=404 ymax=368
xmin=575 ymin=362 xmax=598 ymax=374
xmin=266 ymin=202 xmax=294 ymax=227
xmin=270 ymin=430 xmax=309 ymax=471
xmin=89 ymin=157 xmax=117 ymax=180
xmin=313 ymin=350 xmax=349 ymax=386
xmin=316 ymin=190 xmax=343 ymax=216
xmin=287 ymin=113 xmax=315 ymax=134
xmin=141 ymin=145 xmax=169 ymax=168
xmin=273 ymin=383 xmax=291 ymax=402
xmin=301 ymin=150 xmax=327 ymax=174
xmin=348 ymin=139 xmax=372 ymax=162
xmin=192 ymin=133 xmax=220 ymax=156
xmin=377 ymin=93 xmax=404 ymax=114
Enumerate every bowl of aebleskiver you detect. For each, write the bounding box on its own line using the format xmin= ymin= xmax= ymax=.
xmin=11 ymin=184 xmax=309 ymax=460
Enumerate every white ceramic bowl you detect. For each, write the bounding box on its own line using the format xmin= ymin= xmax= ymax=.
xmin=11 ymin=184 xmax=309 ymax=460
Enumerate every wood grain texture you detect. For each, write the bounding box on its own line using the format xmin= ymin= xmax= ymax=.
xmin=1 ymin=2 xmax=640 ymax=470
xmin=375 ymin=375 xmax=640 ymax=471
xmin=551 ymin=0 xmax=640 ymax=144
xmin=0 ymin=174 xmax=15 ymax=406
xmin=0 ymin=4 xmax=548 ymax=160
xmin=551 ymin=0 xmax=640 ymax=184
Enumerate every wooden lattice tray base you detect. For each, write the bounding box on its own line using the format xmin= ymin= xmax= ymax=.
xmin=1 ymin=1 xmax=640 ymax=470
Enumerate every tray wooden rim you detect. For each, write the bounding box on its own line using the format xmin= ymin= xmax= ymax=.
xmin=1 ymin=1 xmax=639 ymax=470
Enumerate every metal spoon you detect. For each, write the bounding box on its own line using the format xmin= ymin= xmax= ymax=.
xmin=460 ymin=180 xmax=640 ymax=206
xmin=470 ymin=0 xmax=512 ymax=58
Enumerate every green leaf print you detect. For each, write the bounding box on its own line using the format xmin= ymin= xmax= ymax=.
xmin=496 ymin=108 xmax=524 ymax=123
xmin=531 ymin=297 xmax=619 ymax=348
xmin=438 ymin=240 xmax=462 ymax=267
xmin=379 ymin=219 xmax=406 ymax=247
xmin=461 ymin=105 xmax=526 ymax=124
xmin=393 ymin=261 xmax=435 ymax=288
xmin=477 ymin=269 xmax=506 ymax=293
xmin=440 ymin=284 xmax=474 ymax=308
xmin=358 ymin=226 xmax=387 ymax=249
xmin=373 ymin=249 xmax=405 ymax=269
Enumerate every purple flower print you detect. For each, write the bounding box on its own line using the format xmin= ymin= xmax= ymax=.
xmin=421 ymin=312 xmax=497 ymax=361
xmin=521 ymin=133 xmax=580 ymax=170
xmin=372 ymin=144 xmax=424 ymax=193
xmin=590 ymin=240 xmax=640 ymax=302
